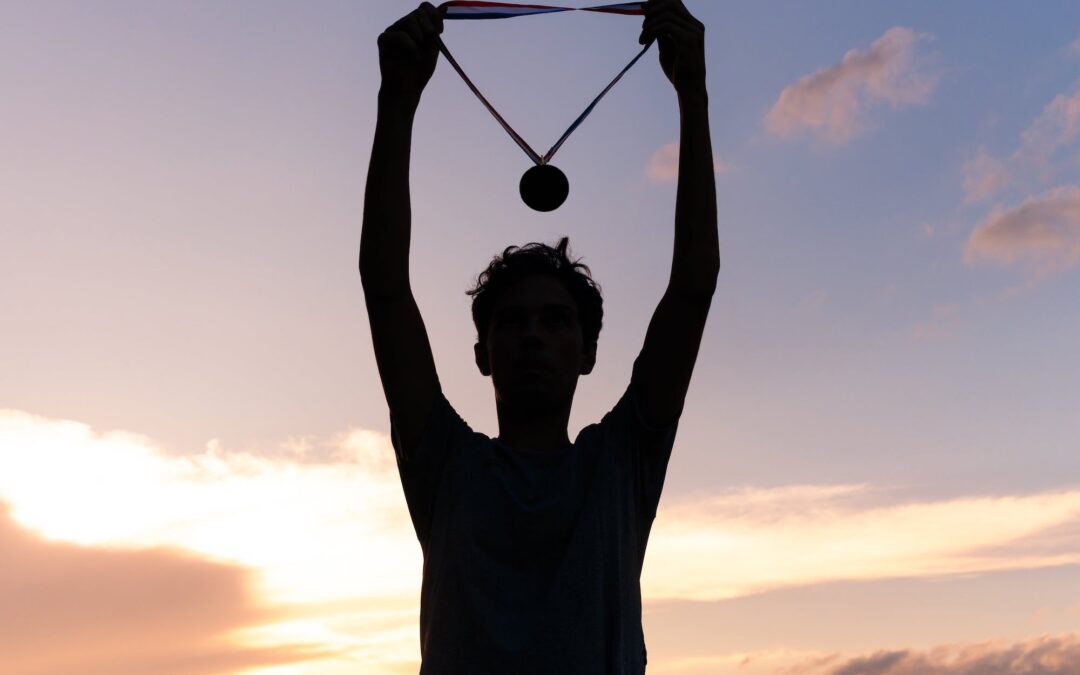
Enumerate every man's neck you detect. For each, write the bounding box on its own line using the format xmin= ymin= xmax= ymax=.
xmin=495 ymin=430 xmax=572 ymax=452
xmin=494 ymin=386 xmax=578 ymax=449
xmin=495 ymin=398 xmax=572 ymax=452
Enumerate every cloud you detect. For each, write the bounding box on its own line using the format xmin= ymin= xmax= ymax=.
xmin=1014 ymin=84 xmax=1080 ymax=182
xmin=962 ymin=82 xmax=1080 ymax=203
xmin=646 ymin=141 xmax=731 ymax=182
xmin=957 ymin=83 xmax=1080 ymax=288
xmin=0 ymin=408 xmax=425 ymax=674
xmin=764 ymin=27 xmax=936 ymax=143
xmin=790 ymin=632 xmax=1080 ymax=675
xmin=1066 ymin=35 xmax=1080 ymax=59
xmin=0 ymin=501 xmax=326 ymax=675
xmin=963 ymin=184 xmax=1080 ymax=277
xmin=649 ymin=648 xmax=841 ymax=675
xmin=650 ymin=632 xmax=1080 ymax=675
xmin=0 ymin=409 xmax=417 ymax=602
xmin=5 ymin=411 xmax=1080 ymax=671
xmin=962 ymin=147 xmax=1010 ymax=203
xmin=643 ymin=484 xmax=1080 ymax=602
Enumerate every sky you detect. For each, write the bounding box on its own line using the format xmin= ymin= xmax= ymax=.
xmin=2 ymin=1 xmax=1080 ymax=673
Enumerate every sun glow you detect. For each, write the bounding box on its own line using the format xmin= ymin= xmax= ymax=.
xmin=0 ymin=410 xmax=421 ymax=605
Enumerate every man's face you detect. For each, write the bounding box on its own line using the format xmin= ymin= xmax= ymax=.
xmin=475 ymin=274 xmax=596 ymax=408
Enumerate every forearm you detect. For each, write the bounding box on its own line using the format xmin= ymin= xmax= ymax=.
xmin=359 ymin=90 xmax=419 ymax=298
xmin=669 ymin=92 xmax=720 ymax=296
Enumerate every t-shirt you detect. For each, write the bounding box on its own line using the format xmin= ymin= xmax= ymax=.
xmin=389 ymin=355 xmax=681 ymax=675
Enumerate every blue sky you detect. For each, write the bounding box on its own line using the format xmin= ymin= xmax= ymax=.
xmin=2 ymin=2 xmax=1080 ymax=673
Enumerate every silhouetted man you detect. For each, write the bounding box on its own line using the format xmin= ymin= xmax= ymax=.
xmin=360 ymin=1 xmax=717 ymax=672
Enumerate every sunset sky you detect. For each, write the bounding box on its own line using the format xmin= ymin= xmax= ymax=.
xmin=3 ymin=1 xmax=1080 ymax=674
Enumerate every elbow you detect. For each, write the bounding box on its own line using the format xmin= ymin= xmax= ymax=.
xmin=670 ymin=262 xmax=719 ymax=299
xmin=669 ymin=276 xmax=718 ymax=302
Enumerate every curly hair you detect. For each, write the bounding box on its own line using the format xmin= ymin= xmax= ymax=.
xmin=466 ymin=236 xmax=603 ymax=351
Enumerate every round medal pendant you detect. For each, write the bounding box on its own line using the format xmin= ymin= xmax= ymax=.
xmin=519 ymin=164 xmax=569 ymax=212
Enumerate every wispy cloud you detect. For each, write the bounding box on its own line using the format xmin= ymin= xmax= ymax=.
xmin=643 ymin=484 xmax=1080 ymax=601
xmin=962 ymin=81 xmax=1080 ymax=203
xmin=1066 ymin=34 xmax=1080 ymax=59
xmin=957 ymin=82 xmax=1080 ymax=289
xmin=962 ymin=147 xmax=1010 ymax=203
xmin=963 ymin=184 xmax=1080 ymax=278
xmin=789 ymin=632 xmax=1080 ymax=675
xmin=4 ymin=411 xmax=1080 ymax=672
xmin=1014 ymin=84 xmax=1080 ymax=183
xmin=764 ymin=27 xmax=937 ymax=143
xmin=652 ymin=648 xmax=840 ymax=675
xmin=646 ymin=141 xmax=731 ymax=182
xmin=648 ymin=632 xmax=1080 ymax=675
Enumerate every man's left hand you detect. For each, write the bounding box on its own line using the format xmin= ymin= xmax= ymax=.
xmin=639 ymin=0 xmax=706 ymax=100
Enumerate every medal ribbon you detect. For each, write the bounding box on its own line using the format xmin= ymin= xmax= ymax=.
xmin=435 ymin=1 xmax=652 ymax=165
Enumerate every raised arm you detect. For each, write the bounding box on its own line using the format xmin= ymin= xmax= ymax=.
xmin=360 ymin=1 xmax=444 ymax=293
xmin=360 ymin=3 xmax=446 ymax=458
xmin=633 ymin=0 xmax=719 ymax=429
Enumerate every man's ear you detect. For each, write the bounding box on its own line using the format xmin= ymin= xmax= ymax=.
xmin=474 ymin=341 xmax=491 ymax=376
xmin=581 ymin=341 xmax=597 ymax=375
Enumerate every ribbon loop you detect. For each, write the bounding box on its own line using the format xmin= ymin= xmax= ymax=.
xmin=435 ymin=1 xmax=651 ymax=166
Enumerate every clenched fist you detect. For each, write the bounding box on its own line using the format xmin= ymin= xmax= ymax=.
xmin=378 ymin=2 xmax=446 ymax=110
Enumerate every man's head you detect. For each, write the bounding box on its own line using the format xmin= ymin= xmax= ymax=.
xmin=467 ymin=237 xmax=603 ymax=409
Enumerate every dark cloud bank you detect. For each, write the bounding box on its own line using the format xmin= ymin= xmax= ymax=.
xmin=795 ymin=633 xmax=1080 ymax=675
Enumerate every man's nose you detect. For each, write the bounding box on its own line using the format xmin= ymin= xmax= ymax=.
xmin=520 ymin=316 xmax=545 ymax=341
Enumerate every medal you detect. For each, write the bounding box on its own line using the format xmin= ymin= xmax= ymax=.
xmin=519 ymin=164 xmax=569 ymax=212
xmin=436 ymin=1 xmax=653 ymax=212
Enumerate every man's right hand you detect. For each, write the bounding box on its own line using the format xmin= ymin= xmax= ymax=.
xmin=377 ymin=2 xmax=446 ymax=110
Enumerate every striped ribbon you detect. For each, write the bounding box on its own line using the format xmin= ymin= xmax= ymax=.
xmin=443 ymin=1 xmax=646 ymax=19
xmin=435 ymin=1 xmax=651 ymax=166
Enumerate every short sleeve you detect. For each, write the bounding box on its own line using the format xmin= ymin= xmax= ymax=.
xmin=597 ymin=355 xmax=681 ymax=528
xmin=390 ymin=387 xmax=472 ymax=550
